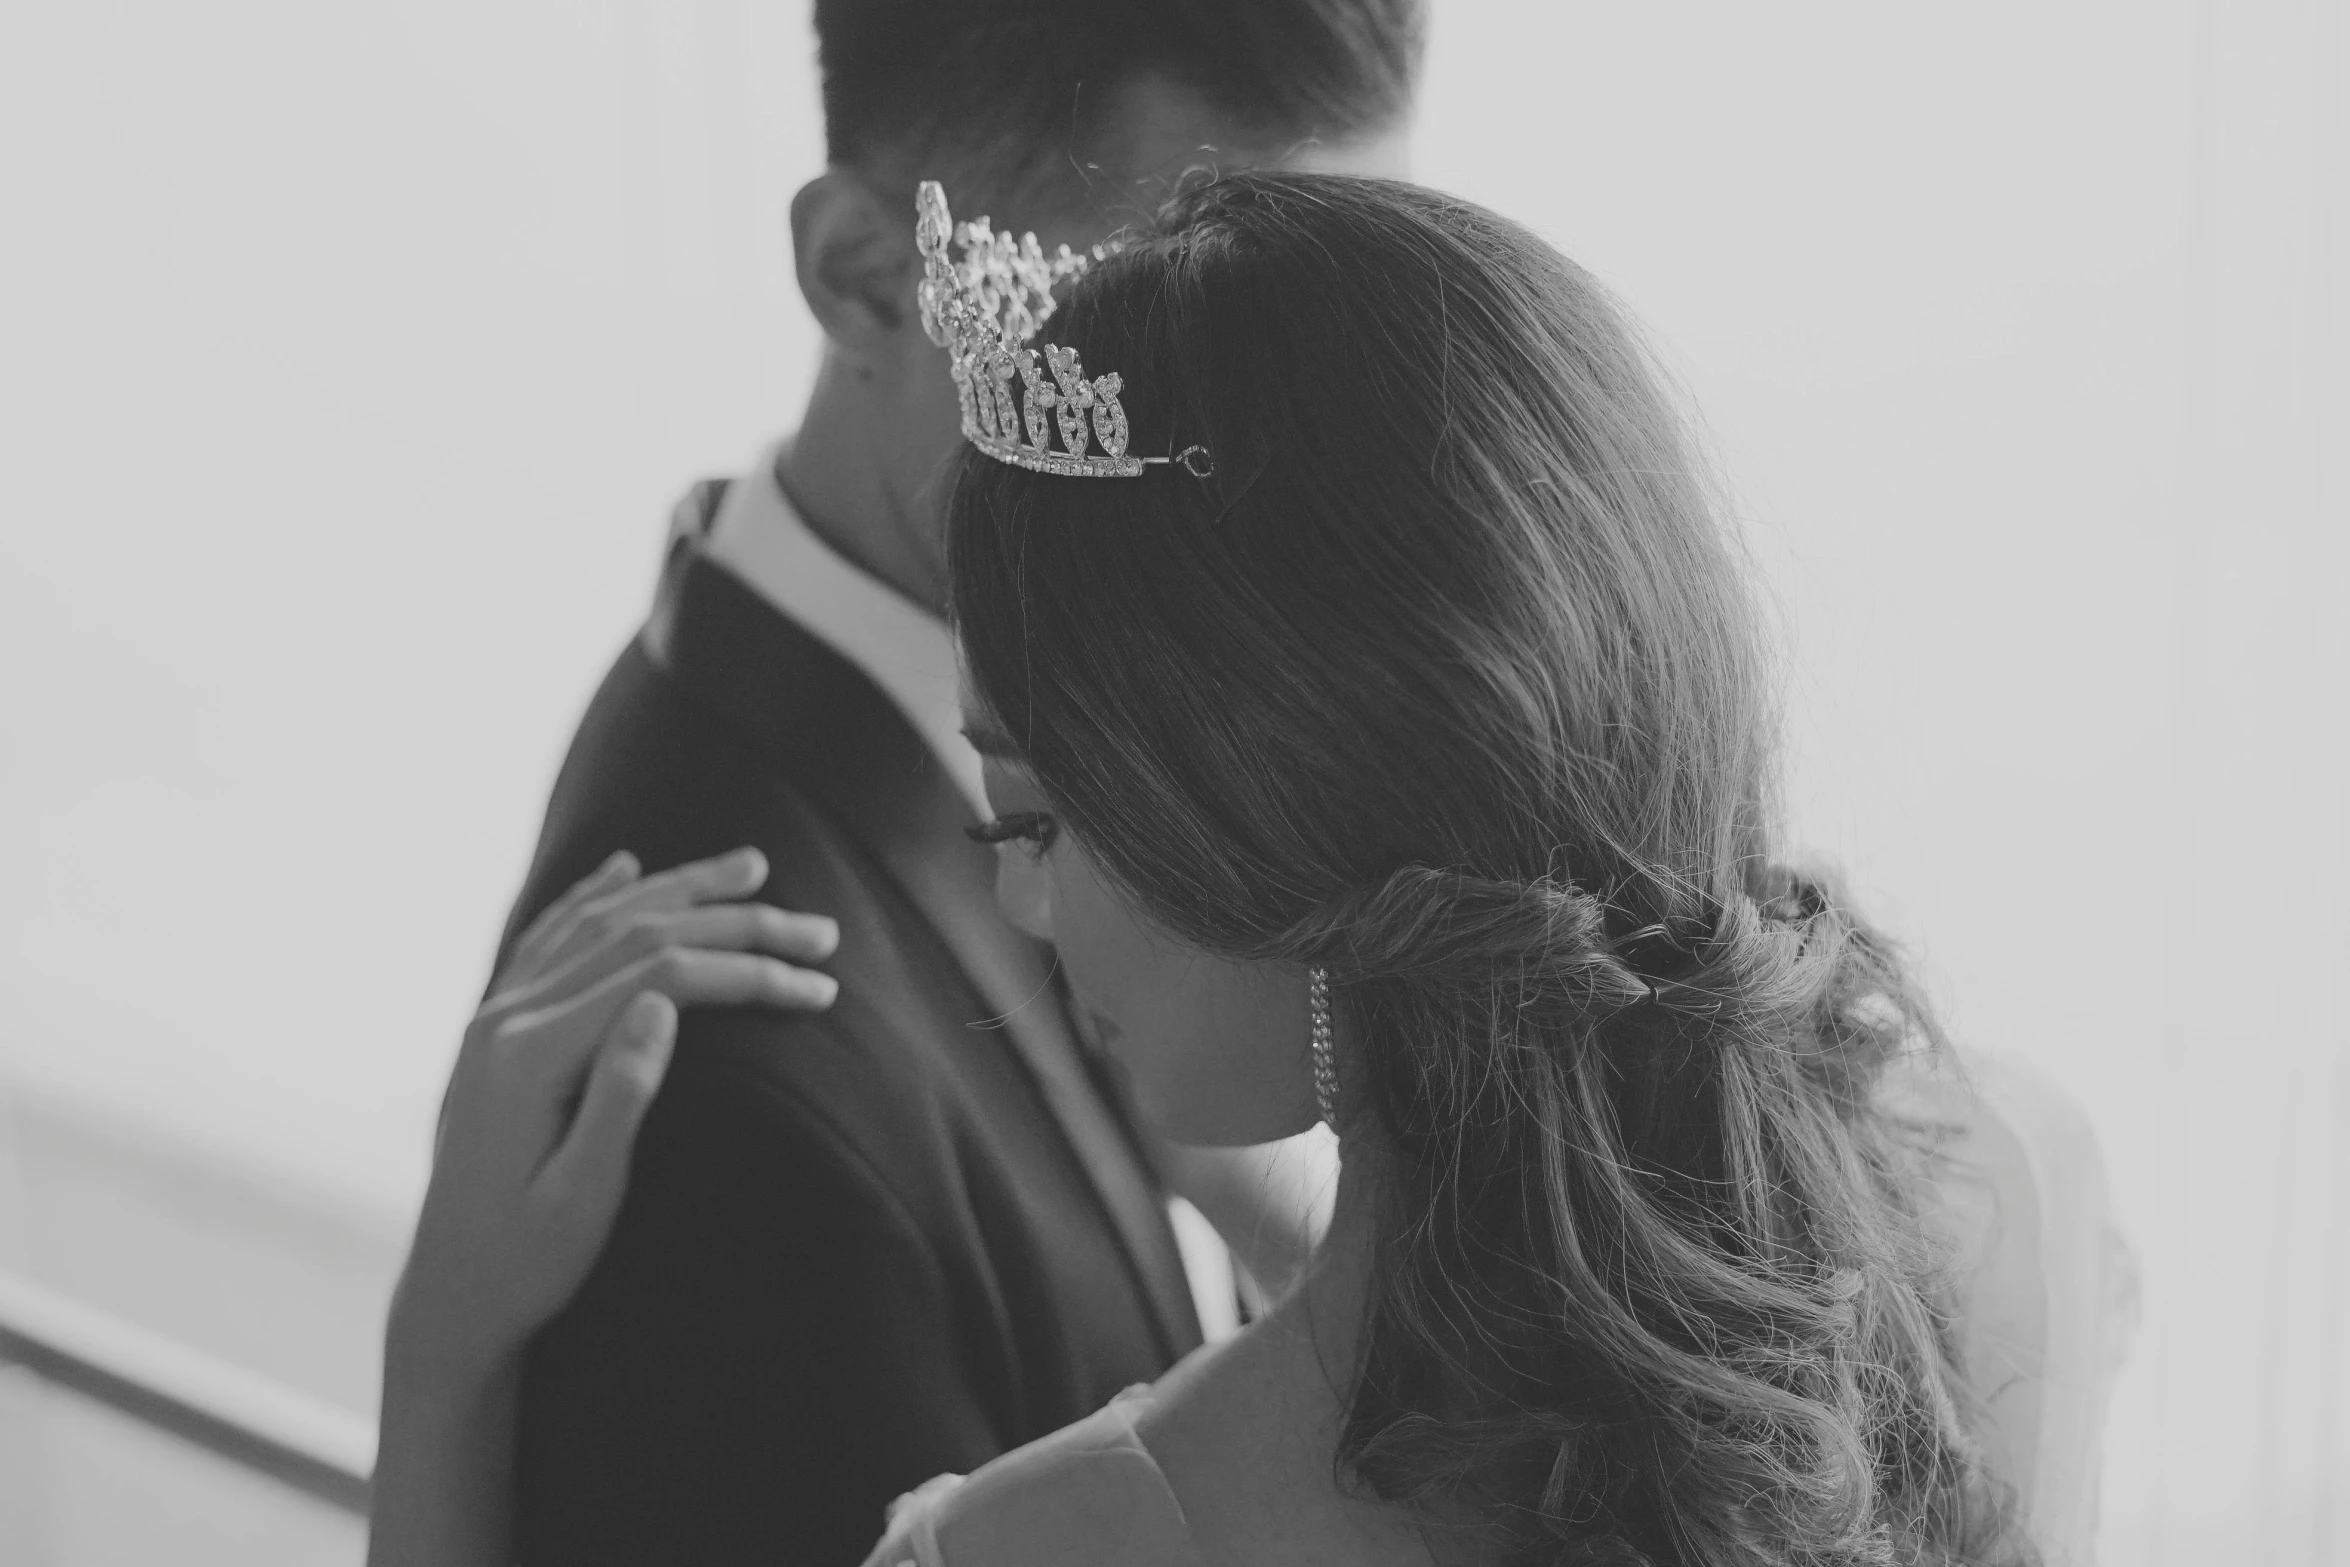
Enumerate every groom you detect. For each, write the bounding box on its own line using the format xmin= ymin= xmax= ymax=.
xmin=489 ymin=2 xmax=1421 ymax=1562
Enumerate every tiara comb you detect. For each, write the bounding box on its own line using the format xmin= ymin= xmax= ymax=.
xmin=915 ymin=181 xmax=1210 ymax=479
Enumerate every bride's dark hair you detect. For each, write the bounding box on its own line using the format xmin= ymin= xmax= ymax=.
xmin=948 ymin=172 xmax=2026 ymax=1566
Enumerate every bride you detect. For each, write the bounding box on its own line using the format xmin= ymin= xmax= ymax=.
xmin=370 ymin=172 xmax=2034 ymax=1566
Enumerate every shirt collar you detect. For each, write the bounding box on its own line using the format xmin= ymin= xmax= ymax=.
xmin=697 ymin=442 xmax=990 ymax=820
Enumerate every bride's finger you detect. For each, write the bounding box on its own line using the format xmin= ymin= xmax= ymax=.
xmin=489 ymin=903 xmax=840 ymax=1023
xmin=527 ymin=847 xmax=771 ymax=978
xmin=632 ymin=903 xmax=839 ymax=964
xmin=612 ymin=944 xmax=839 ymax=1013
xmin=506 ymin=851 xmax=641 ymax=976
xmin=520 ymin=946 xmax=837 ymax=1053
xmin=589 ymin=846 xmax=769 ymax=921
xmin=535 ymin=992 xmax=677 ymax=1227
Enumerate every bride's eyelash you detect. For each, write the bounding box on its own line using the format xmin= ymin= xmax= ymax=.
xmin=965 ymin=811 xmax=1058 ymax=852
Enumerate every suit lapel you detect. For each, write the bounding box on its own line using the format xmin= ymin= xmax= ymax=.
xmin=644 ymin=503 xmax=1202 ymax=1359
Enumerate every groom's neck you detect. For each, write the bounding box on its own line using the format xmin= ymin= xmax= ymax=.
xmin=773 ymin=351 xmax=951 ymax=617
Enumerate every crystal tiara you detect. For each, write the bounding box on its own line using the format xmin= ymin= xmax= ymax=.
xmin=915 ymin=181 xmax=1211 ymax=479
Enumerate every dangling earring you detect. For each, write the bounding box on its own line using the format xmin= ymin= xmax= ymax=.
xmin=1309 ymin=965 xmax=1339 ymax=1130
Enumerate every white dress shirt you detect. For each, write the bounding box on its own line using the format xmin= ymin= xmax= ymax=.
xmin=691 ymin=442 xmax=1241 ymax=1342
xmin=699 ymin=444 xmax=989 ymax=820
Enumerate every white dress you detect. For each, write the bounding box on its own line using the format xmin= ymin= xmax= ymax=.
xmin=1915 ymin=1050 xmax=2137 ymax=1565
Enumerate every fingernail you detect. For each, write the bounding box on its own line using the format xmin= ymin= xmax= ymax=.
xmin=812 ymin=974 xmax=840 ymax=1008
xmin=625 ymin=991 xmax=671 ymax=1034
xmin=812 ymin=917 xmax=841 ymax=956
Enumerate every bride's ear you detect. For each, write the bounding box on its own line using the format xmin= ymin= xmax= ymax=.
xmin=790 ymin=170 xmax=917 ymax=362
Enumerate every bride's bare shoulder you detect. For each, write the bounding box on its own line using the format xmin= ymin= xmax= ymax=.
xmin=870 ymin=1325 xmax=1453 ymax=1567
xmin=1133 ymin=1323 xmax=1454 ymax=1567
xmin=866 ymin=1386 xmax=1205 ymax=1567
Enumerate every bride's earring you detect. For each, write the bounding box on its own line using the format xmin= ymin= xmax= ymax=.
xmin=1309 ymin=965 xmax=1339 ymax=1129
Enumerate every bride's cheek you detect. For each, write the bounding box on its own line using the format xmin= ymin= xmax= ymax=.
xmin=991 ymin=849 xmax=1056 ymax=942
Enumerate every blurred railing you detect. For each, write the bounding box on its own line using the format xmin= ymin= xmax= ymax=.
xmin=0 ymin=1269 xmax=373 ymax=1515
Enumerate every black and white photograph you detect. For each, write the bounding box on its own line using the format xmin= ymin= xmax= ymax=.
xmin=0 ymin=2 xmax=2343 ymax=1563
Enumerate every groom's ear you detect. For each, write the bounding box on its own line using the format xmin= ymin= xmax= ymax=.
xmin=790 ymin=170 xmax=917 ymax=360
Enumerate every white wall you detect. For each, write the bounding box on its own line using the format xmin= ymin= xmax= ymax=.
xmin=0 ymin=2 xmax=2342 ymax=1560
xmin=1410 ymin=3 xmax=2349 ymax=1560
xmin=0 ymin=0 xmax=824 ymax=1215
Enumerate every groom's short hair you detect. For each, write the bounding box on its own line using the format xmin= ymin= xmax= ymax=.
xmin=814 ymin=0 xmax=1422 ymax=213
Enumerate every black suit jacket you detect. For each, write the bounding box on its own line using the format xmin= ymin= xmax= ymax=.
xmin=498 ymin=483 xmax=1200 ymax=1565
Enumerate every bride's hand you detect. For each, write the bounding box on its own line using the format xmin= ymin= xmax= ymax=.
xmin=391 ymin=846 xmax=837 ymax=1380
xmin=488 ymin=846 xmax=840 ymax=1008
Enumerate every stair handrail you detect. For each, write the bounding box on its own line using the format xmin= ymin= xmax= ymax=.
xmin=0 ymin=1267 xmax=373 ymax=1514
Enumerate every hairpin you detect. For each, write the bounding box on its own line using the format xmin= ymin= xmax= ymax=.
xmin=915 ymin=181 xmax=1213 ymax=480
